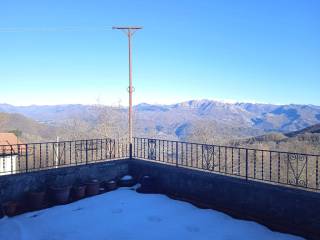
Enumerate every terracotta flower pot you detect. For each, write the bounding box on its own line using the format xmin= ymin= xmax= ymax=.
xmin=119 ymin=175 xmax=135 ymax=187
xmin=72 ymin=185 xmax=86 ymax=200
xmin=3 ymin=201 xmax=18 ymax=217
xmin=105 ymin=180 xmax=118 ymax=191
xmin=50 ymin=186 xmax=71 ymax=205
xmin=138 ymin=176 xmax=156 ymax=193
xmin=0 ymin=207 xmax=4 ymax=219
xmin=86 ymin=180 xmax=100 ymax=196
xmin=27 ymin=191 xmax=46 ymax=210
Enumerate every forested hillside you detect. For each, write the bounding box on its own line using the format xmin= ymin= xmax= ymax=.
xmin=0 ymin=100 xmax=319 ymax=154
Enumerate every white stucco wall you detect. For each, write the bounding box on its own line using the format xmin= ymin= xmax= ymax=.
xmin=0 ymin=155 xmax=17 ymax=175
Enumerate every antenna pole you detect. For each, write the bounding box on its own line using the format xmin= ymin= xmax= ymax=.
xmin=113 ymin=26 xmax=142 ymax=158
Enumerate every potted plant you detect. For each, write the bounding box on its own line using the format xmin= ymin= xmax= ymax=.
xmin=72 ymin=185 xmax=86 ymax=200
xmin=0 ymin=207 xmax=4 ymax=219
xmin=85 ymin=179 xmax=100 ymax=196
xmin=50 ymin=185 xmax=71 ymax=205
xmin=98 ymin=181 xmax=108 ymax=193
xmin=119 ymin=175 xmax=135 ymax=187
xmin=2 ymin=201 xmax=18 ymax=217
xmin=27 ymin=190 xmax=46 ymax=210
xmin=137 ymin=175 xmax=156 ymax=193
xmin=104 ymin=180 xmax=118 ymax=191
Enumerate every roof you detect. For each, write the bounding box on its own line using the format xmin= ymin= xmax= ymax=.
xmin=0 ymin=133 xmax=23 ymax=145
xmin=0 ymin=133 xmax=24 ymax=155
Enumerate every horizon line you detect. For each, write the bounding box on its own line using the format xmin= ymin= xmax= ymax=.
xmin=1 ymin=98 xmax=319 ymax=108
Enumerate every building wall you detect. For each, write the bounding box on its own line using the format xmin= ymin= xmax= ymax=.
xmin=0 ymin=155 xmax=16 ymax=176
xmin=0 ymin=159 xmax=129 ymax=205
xmin=129 ymin=159 xmax=320 ymax=240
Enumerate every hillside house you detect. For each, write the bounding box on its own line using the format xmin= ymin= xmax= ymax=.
xmin=0 ymin=133 xmax=24 ymax=175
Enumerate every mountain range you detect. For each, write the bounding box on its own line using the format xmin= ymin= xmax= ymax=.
xmin=0 ymin=100 xmax=320 ymax=144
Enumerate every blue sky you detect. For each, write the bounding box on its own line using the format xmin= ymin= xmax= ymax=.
xmin=0 ymin=0 xmax=319 ymax=106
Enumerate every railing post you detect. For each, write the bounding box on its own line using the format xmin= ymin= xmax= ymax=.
xmin=245 ymin=149 xmax=248 ymax=180
xmin=10 ymin=146 xmax=13 ymax=174
xmin=176 ymin=141 xmax=179 ymax=167
xmin=25 ymin=144 xmax=28 ymax=172
xmin=129 ymin=142 xmax=133 ymax=160
xmin=85 ymin=140 xmax=88 ymax=164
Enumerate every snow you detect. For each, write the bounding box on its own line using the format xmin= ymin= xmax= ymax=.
xmin=120 ymin=175 xmax=133 ymax=181
xmin=0 ymin=188 xmax=303 ymax=240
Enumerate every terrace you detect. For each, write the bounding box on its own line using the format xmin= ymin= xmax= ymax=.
xmin=0 ymin=137 xmax=319 ymax=239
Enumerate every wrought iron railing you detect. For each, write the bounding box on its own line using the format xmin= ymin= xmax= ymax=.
xmin=0 ymin=138 xmax=129 ymax=175
xmin=2 ymin=136 xmax=320 ymax=191
xmin=133 ymin=137 xmax=320 ymax=191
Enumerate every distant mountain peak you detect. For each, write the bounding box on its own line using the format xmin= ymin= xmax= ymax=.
xmin=1 ymin=100 xmax=320 ymax=135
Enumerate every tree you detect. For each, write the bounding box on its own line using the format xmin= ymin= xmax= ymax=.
xmin=8 ymin=129 xmax=22 ymax=138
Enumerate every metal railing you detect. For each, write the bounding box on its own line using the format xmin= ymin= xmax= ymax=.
xmin=133 ymin=137 xmax=320 ymax=191
xmin=0 ymin=138 xmax=129 ymax=175
xmin=1 ymin=136 xmax=320 ymax=191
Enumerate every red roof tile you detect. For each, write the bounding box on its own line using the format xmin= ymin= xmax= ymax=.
xmin=0 ymin=133 xmax=24 ymax=155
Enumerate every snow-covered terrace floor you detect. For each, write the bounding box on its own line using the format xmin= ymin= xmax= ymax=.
xmin=0 ymin=187 xmax=303 ymax=240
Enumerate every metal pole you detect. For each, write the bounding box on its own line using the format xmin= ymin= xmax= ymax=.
xmin=113 ymin=26 xmax=142 ymax=158
xmin=55 ymin=136 xmax=59 ymax=168
xmin=128 ymin=30 xmax=133 ymax=146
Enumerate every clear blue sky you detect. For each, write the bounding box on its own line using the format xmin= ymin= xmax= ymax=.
xmin=0 ymin=0 xmax=319 ymax=106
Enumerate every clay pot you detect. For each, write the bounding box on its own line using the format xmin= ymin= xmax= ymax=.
xmin=105 ymin=180 xmax=118 ymax=191
xmin=0 ymin=207 xmax=4 ymax=219
xmin=119 ymin=175 xmax=135 ymax=187
xmin=50 ymin=186 xmax=71 ymax=205
xmin=3 ymin=201 xmax=18 ymax=217
xmin=138 ymin=176 xmax=156 ymax=193
xmin=72 ymin=185 xmax=86 ymax=200
xmin=98 ymin=182 xmax=108 ymax=193
xmin=86 ymin=180 xmax=100 ymax=196
xmin=27 ymin=191 xmax=46 ymax=210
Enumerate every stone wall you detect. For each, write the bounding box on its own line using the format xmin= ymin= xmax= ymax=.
xmin=0 ymin=159 xmax=129 ymax=204
xmin=1 ymin=157 xmax=319 ymax=239
xmin=129 ymin=159 xmax=320 ymax=240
